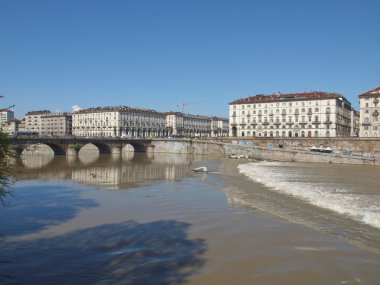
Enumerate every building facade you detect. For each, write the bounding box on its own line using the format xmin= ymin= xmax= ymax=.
xmin=229 ymin=92 xmax=352 ymax=138
xmin=0 ymin=119 xmax=19 ymax=136
xmin=25 ymin=110 xmax=51 ymax=134
xmin=40 ymin=112 xmax=72 ymax=136
xmin=350 ymin=109 xmax=360 ymax=137
xmin=211 ymin=117 xmax=229 ymax=137
xmin=359 ymin=87 xmax=380 ymax=137
xmin=0 ymin=109 xmax=14 ymax=126
xmin=166 ymin=112 xmax=229 ymax=137
xmin=72 ymin=106 xmax=168 ymax=138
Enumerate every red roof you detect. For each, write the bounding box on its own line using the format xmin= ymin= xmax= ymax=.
xmin=229 ymin=91 xmax=346 ymax=105
xmin=359 ymin=87 xmax=380 ymax=98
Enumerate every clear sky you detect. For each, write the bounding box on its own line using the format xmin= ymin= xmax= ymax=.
xmin=1 ymin=0 xmax=379 ymax=119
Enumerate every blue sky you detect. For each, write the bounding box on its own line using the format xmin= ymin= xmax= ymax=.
xmin=1 ymin=0 xmax=379 ymax=118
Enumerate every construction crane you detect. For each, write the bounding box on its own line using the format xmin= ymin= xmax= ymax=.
xmin=177 ymin=100 xmax=206 ymax=113
xmin=0 ymin=95 xmax=15 ymax=111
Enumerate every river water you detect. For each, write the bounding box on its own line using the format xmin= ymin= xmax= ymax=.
xmin=0 ymin=152 xmax=379 ymax=284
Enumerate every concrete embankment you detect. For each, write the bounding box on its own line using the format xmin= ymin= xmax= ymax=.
xmin=151 ymin=139 xmax=379 ymax=165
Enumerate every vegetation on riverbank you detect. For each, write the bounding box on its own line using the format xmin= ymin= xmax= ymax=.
xmin=0 ymin=130 xmax=15 ymax=202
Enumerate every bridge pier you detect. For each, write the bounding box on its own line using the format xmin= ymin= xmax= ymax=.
xmin=111 ymin=146 xmax=121 ymax=155
xmin=66 ymin=147 xmax=79 ymax=156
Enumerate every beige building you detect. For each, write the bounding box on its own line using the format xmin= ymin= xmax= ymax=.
xmin=72 ymin=106 xmax=167 ymax=138
xmin=25 ymin=110 xmax=51 ymax=134
xmin=166 ymin=112 xmax=228 ymax=137
xmin=211 ymin=117 xmax=229 ymax=137
xmin=350 ymin=109 xmax=360 ymax=137
xmin=359 ymin=87 xmax=380 ymax=137
xmin=229 ymin=92 xmax=352 ymax=138
xmin=41 ymin=112 xmax=72 ymax=136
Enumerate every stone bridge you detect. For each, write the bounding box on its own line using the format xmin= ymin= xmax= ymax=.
xmin=12 ymin=136 xmax=154 ymax=156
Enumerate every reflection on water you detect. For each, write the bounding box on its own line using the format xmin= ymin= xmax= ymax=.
xmin=17 ymin=153 xmax=199 ymax=189
xmin=79 ymin=153 xmax=100 ymax=165
xmin=1 ymin=220 xmax=206 ymax=285
xmin=21 ymin=153 xmax=55 ymax=169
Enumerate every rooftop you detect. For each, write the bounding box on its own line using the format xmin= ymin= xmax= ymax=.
xmin=359 ymin=86 xmax=380 ymax=98
xmin=229 ymin=91 xmax=348 ymax=105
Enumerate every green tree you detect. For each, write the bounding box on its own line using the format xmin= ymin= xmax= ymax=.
xmin=0 ymin=129 xmax=15 ymax=202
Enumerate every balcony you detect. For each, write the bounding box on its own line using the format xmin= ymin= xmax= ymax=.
xmin=286 ymin=122 xmax=294 ymax=125
xmin=324 ymin=120 xmax=333 ymax=124
xmin=307 ymin=111 xmax=313 ymax=115
xmin=313 ymin=121 xmax=321 ymax=124
xmin=362 ymin=122 xmax=370 ymax=126
xmin=263 ymin=122 xmax=269 ymax=125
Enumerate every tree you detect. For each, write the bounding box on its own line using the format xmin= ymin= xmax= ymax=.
xmin=0 ymin=129 xmax=15 ymax=202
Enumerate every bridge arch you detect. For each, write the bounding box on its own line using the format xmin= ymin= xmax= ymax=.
xmin=79 ymin=142 xmax=112 ymax=155
xmin=127 ymin=142 xmax=148 ymax=152
xmin=16 ymin=143 xmax=65 ymax=156
xmin=122 ymin=144 xmax=135 ymax=153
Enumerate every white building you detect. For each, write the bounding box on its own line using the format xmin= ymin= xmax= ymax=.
xmin=72 ymin=106 xmax=167 ymax=138
xmin=359 ymin=87 xmax=380 ymax=137
xmin=72 ymin=107 xmax=228 ymax=138
xmin=0 ymin=119 xmax=19 ymax=136
xmin=229 ymin=92 xmax=352 ymax=138
xmin=0 ymin=109 xmax=14 ymax=126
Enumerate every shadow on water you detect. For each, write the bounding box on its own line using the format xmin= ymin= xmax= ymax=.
xmin=1 ymin=220 xmax=207 ymax=285
xmin=0 ymin=184 xmax=98 ymax=237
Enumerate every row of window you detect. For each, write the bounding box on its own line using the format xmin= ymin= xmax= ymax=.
xmin=238 ymin=130 xmax=329 ymax=138
xmin=232 ymin=107 xmax=332 ymax=116
xmin=232 ymin=100 xmax=333 ymax=110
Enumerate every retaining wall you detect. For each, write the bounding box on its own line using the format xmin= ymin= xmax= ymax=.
xmin=151 ymin=139 xmax=379 ymax=165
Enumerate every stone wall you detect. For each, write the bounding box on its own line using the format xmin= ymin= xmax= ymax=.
xmin=151 ymin=139 xmax=224 ymax=155
xmin=212 ymin=137 xmax=380 ymax=155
